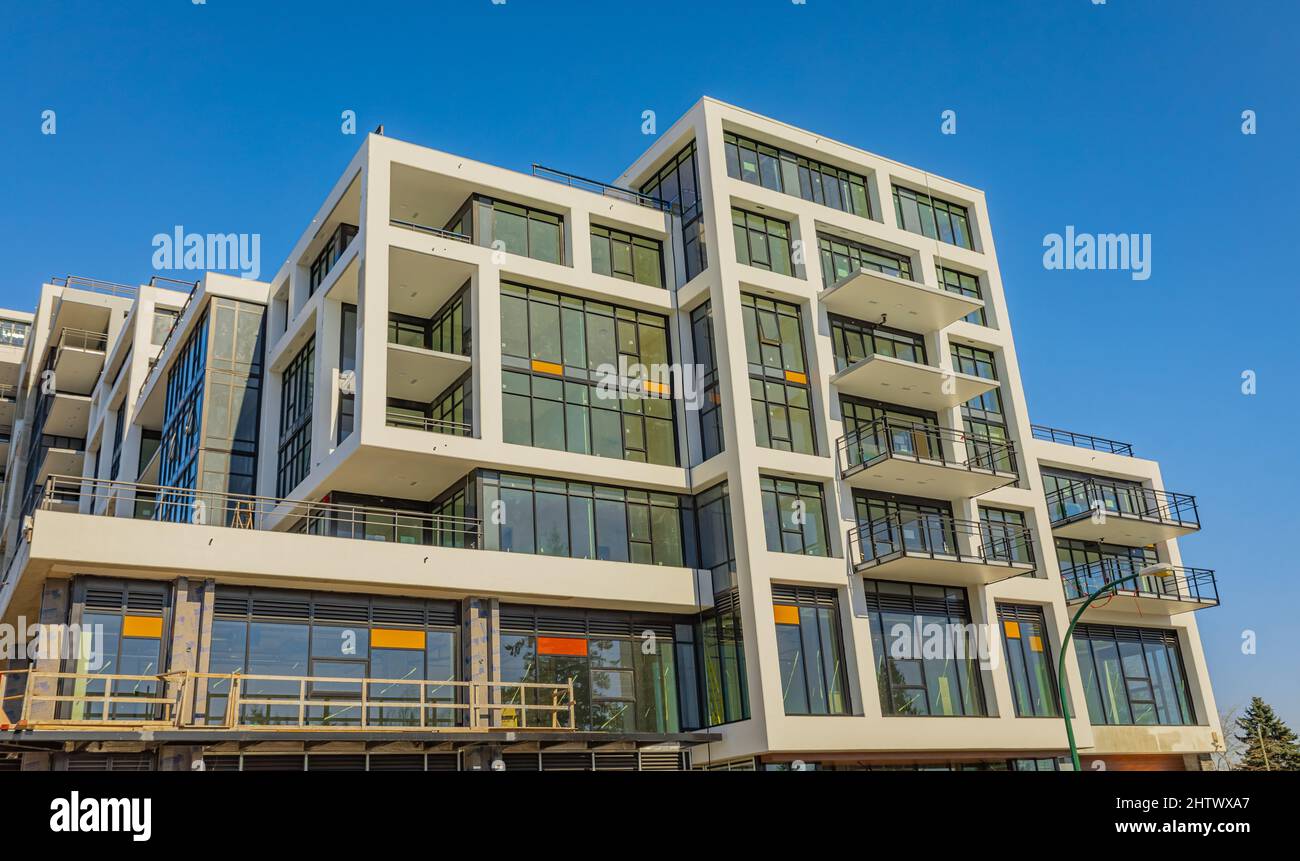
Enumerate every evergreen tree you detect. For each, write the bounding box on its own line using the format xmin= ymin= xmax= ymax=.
xmin=1233 ymin=697 xmax=1300 ymax=771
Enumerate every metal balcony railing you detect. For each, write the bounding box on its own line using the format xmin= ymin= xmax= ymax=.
xmin=50 ymin=275 xmax=138 ymax=298
xmin=0 ymin=669 xmax=576 ymax=733
xmin=1031 ymin=424 xmax=1134 ymax=456
xmin=36 ymin=475 xmax=481 ymax=547
xmin=389 ymin=218 xmax=473 ymax=243
xmin=385 ymin=409 xmax=472 ymax=437
xmin=1044 ymin=479 xmax=1199 ymax=530
xmin=847 ymin=510 xmax=1036 ymax=571
xmin=56 ymin=326 xmax=109 ymax=354
xmin=837 ymin=417 xmax=1017 ymax=478
xmin=530 ymin=164 xmax=671 ymax=211
xmin=1060 ymin=558 xmax=1220 ymax=606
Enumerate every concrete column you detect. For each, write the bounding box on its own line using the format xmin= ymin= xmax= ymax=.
xmin=20 ymin=752 xmax=52 ymax=770
xmin=167 ymin=577 xmax=206 ymax=724
xmin=26 ymin=577 xmax=70 ymax=722
xmin=461 ymin=596 xmax=499 ymax=726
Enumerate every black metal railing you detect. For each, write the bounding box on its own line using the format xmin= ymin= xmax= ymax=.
xmin=837 ymin=417 xmax=1017 ymax=478
xmin=1061 ymin=559 xmax=1219 ymax=606
xmin=530 ymin=165 xmax=671 ymax=211
xmin=1031 ymin=424 xmax=1134 ymax=456
xmin=385 ymin=409 xmax=472 ymax=437
xmin=36 ymin=475 xmax=481 ymax=549
xmin=847 ymin=511 xmax=1035 ymax=571
xmin=389 ymin=218 xmax=474 ymax=243
xmin=1044 ymin=480 xmax=1199 ymax=530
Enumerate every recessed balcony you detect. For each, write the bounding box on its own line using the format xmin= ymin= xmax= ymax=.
xmin=385 ymin=407 xmax=472 ymax=437
xmin=848 ymin=511 xmax=1036 ymax=586
xmin=1062 ymin=560 xmax=1219 ymax=615
xmin=386 ymin=342 xmax=471 ymax=403
xmin=836 ymin=418 xmax=1017 ymax=498
xmin=34 ymin=444 xmax=85 ymax=486
xmin=831 ymin=354 xmax=996 ymax=411
xmin=1045 ymin=480 xmax=1200 ymax=545
xmin=52 ymin=328 xmax=109 ymax=394
xmin=820 ymin=268 xmax=983 ymax=332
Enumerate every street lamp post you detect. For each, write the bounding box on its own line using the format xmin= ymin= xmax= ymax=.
xmin=1056 ymin=562 xmax=1177 ymax=771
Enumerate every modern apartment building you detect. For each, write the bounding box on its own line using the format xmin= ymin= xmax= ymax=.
xmin=0 ymin=98 xmax=1222 ymax=772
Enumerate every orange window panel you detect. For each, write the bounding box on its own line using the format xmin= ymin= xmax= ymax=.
xmin=371 ymin=628 xmax=426 ymax=650
xmin=537 ymin=636 xmax=587 ymax=657
xmin=643 ymin=379 xmax=671 ymax=396
xmin=1028 ymin=635 xmax=1044 ymax=653
xmin=122 ymin=616 xmax=163 ymax=639
xmin=531 ymin=359 xmax=563 ymax=376
xmin=1002 ymin=620 xmax=1021 ymax=639
xmin=784 ymin=370 xmax=807 ymax=385
xmin=772 ymin=604 xmax=801 ymax=626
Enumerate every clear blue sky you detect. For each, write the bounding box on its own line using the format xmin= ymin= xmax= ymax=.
xmin=2 ymin=1 xmax=1297 ymax=729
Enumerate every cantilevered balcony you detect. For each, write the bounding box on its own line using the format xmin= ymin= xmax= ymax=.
xmin=1061 ymin=559 xmax=1219 ymax=615
xmin=1044 ymin=479 xmax=1199 ymax=545
xmin=51 ymin=327 xmax=109 ymax=394
xmin=836 ymin=417 xmax=1017 ymax=498
xmin=820 ymin=268 xmax=984 ymax=332
xmin=831 ymin=354 xmax=995 ymax=411
xmin=848 ymin=511 xmax=1035 ymax=586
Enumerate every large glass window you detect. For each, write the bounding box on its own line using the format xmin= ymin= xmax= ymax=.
xmin=640 ymin=140 xmax=707 ymax=284
xmin=892 ymin=186 xmax=973 ymax=249
xmin=693 ymin=482 xmax=735 ymax=590
xmin=951 ymin=343 xmax=1016 ymax=476
xmin=732 ymin=207 xmax=793 ymax=275
xmin=818 ymin=233 xmax=912 ymax=286
xmin=277 ymin=337 xmax=314 ymax=496
xmin=1073 ymin=625 xmax=1194 ymax=726
xmin=760 ymin=476 xmax=829 ymax=557
xmin=693 ymin=590 xmax=749 ymax=727
xmin=772 ymin=585 xmax=850 ymax=715
xmin=500 ymin=282 xmax=676 ymax=465
xmin=864 ymin=580 xmax=986 ymax=716
xmin=472 ymin=471 xmax=686 ymax=566
xmin=742 ymin=294 xmax=815 ymax=453
xmin=497 ymin=606 xmax=681 ymax=733
xmin=690 ymin=302 xmax=724 ymax=462
xmin=997 ymin=603 xmax=1059 ymax=717
xmin=451 ymin=196 xmax=563 ymax=264
xmin=980 ymin=506 xmax=1035 ymax=566
xmin=62 ymin=581 xmax=169 ymax=723
xmin=724 ymin=132 xmax=871 ymax=218
xmin=387 ymin=283 xmax=470 ymax=356
xmin=203 ymin=588 xmax=459 ymax=728
xmin=590 ymin=224 xmax=664 ymax=288
xmin=308 ymin=223 xmax=358 ymax=294
xmin=829 ymin=314 xmax=927 ymax=372
xmin=338 ymin=303 xmax=357 ymax=442
xmin=937 ymin=265 xmax=986 ymax=326
xmin=839 ymin=396 xmax=940 ymax=471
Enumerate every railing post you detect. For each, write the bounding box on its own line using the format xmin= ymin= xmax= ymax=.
xmin=567 ymin=678 xmax=575 ymax=729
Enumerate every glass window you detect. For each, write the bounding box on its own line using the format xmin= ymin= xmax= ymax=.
xmin=997 ymin=604 xmax=1059 ymax=717
xmin=1073 ymin=625 xmax=1194 ymax=726
xmin=724 ymin=131 xmax=871 ymax=218
xmin=499 ymin=283 xmax=676 ymax=465
xmin=772 ymin=586 xmax=850 ymax=715
xmin=892 ymin=186 xmax=973 ymax=249
xmin=742 ymin=295 xmax=816 ymax=454
xmin=732 ymin=207 xmax=793 ymax=276
xmin=590 ymin=224 xmax=664 ymax=289
xmin=640 ymin=140 xmax=707 ymax=285
xmin=690 ymin=302 xmax=724 ymax=462
xmin=937 ymin=265 xmax=987 ymax=326
xmin=818 ymin=234 xmax=912 ymax=286
xmin=760 ymin=476 xmax=829 ymax=557
xmin=277 ymin=337 xmax=314 ymax=496
xmin=829 ymin=315 xmax=927 ymax=371
xmin=864 ymin=580 xmax=986 ymax=716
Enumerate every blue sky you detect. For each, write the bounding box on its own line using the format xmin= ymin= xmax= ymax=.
xmin=2 ymin=1 xmax=1297 ymax=729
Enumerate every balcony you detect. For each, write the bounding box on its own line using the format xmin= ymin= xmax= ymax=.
xmin=1061 ymin=559 xmax=1219 ymax=615
xmin=820 ymin=268 xmax=983 ymax=332
xmin=836 ymin=418 xmax=1017 ymax=498
xmin=831 ymin=354 xmax=996 ymax=411
xmin=1044 ymin=479 xmax=1199 ymax=544
xmin=386 ymin=342 xmax=471 ymax=403
xmin=0 ymin=384 xmax=16 ymax=421
xmin=52 ymin=327 xmax=109 ymax=394
xmin=39 ymin=391 xmax=93 ymax=437
xmin=848 ymin=511 xmax=1036 ymax=585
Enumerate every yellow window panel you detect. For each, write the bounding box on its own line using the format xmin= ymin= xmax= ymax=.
xmin=772 ymin=604 xmax=801 ymax=626
xmin=784 ymin=370 xmax=808 ymax=385
xmin=370 ymin=628 xmax=426 ymax=650
xmin=122 ymin=616 xmax=163 ymax=639
xmin=1029 ymin=635 xmax=1044 ymax=653
xmin=530 ymin=359 xmax=563 ymax=376
xmin=643 ymin=379 xmax=671 ymax=396
xmin=1002 ymin=620 xmax=1021 ymax=639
